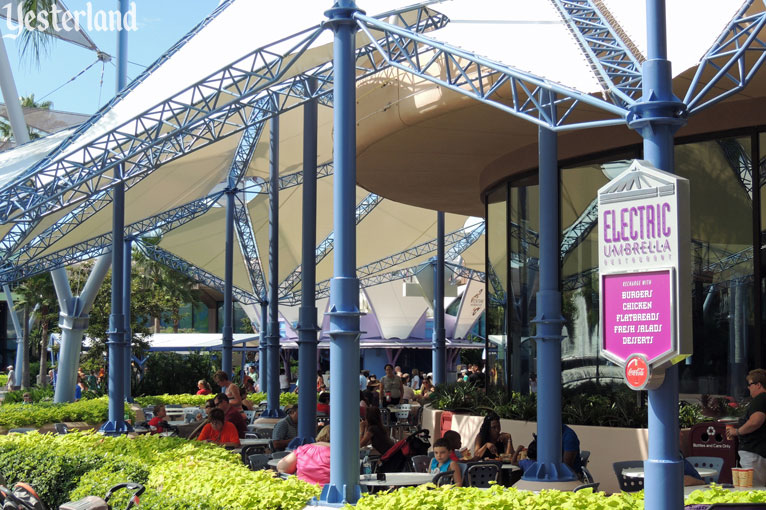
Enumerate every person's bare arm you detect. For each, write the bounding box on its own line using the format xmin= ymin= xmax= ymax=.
xmin=727 ymin=411 xmax=766 ymax=440
xmin=498 ymin=432 xmax=513 ymax=454
xmin=450 ymin=460 xmax=463 ymax=487
xmin=277 ymin=452 xmax=298 ymax=474
xmin=511 ymin=444 xmax=525 ymax=465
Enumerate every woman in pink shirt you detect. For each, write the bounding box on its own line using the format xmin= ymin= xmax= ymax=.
xmin=277 ymin=425 xmax=331 ymax=485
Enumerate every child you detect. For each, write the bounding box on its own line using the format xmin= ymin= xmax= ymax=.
xmin=429 ymin=438 xmax=463 ymax=486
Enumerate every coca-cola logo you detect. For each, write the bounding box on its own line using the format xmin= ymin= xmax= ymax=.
xmin=625 ymin=356 xmax=650 ymax=389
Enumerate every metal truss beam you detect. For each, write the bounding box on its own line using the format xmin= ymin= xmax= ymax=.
xmin=0 ymin=5 xmax=448 ymax=227
xmin=684 ymin=2 xmax=766 ymax=115
xmin=560 ymin=197 xmax=599 ymax=259
xmin=279 ymin=191 xmax=383 ymax=294
xmin=354 ymin=12 xmax=628 ymax=133
xmin=233 ymin=193 xmax=265 ymax=297
xmin=550 ymin=0 xmax=643 ymax=108
xmin=0 ymin=191 xmax=225 ymax=285
xmin=562 ymin=267 xmax=598 ymax=291
xmin=444 ymin=262 xmax=485 ymax=284
xmin=718 ymin=138 xmax=754 ymax=199
xmin=285 ymin=224 xmax=484 ymax=304
xmin=445 ymin=222 xmax=485 ymax=261
xmin=226 ymin=109 xmax=267 ymax=298
xmin=510 ymin=221 xmax=539 ymax=248
xmin=135 ymin=240 xmax=258 ymax=305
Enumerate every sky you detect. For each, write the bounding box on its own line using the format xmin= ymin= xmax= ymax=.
xmin=1 ymin=0 xmax=222 ymax=114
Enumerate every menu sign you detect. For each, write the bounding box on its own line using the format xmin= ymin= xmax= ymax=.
xmin=598 ymin=160 xmax=691 ymax=385
xmin=602 ymin=270 xmax=673 ymax=362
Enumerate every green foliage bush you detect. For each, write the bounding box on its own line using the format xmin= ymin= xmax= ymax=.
xmin=0 ymin=431 xmax=320 ymax=510
xmin=0 ymin=374 xmax=7 ymax=386
xmin=135 ymin=391 xmax=297 ymax=408
xmin=134 ymin=352 xmax=216 ymax=396
xmin=0 ymin=397 xmax=134 ymax=429
xmin=3 ymin=385 xmax=54 ymax=404
xmin=428 ymin=382 xmax=706 ymax=428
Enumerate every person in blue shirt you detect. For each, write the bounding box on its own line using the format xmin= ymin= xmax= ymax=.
xmin=516 ymin=425 xmax=583 ymax=479
xmin=429 ymin=438 xmax=463 ymax=486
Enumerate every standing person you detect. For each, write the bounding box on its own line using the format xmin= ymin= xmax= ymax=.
xmin=319 ymin=370 xmax=328 ymax=392
xmin=394 ymin=366 xmax=403 ymax=378
xmin=246 ymin=365 xmax=258 ymax=392
xmin=380 ymin=363 xmax=404 ymax=406
xmin=279 ymin=368 xmax=290 ymax=393
xmin=468 ymin=363 xmax=486 ymax=389
xmin=213 ymin=370 xmax=242 ymax=410
xmin=410 ymin=368 xmax=421 ymax=390
xmin=401 ymin=374 xmax=415 ymax=402
xmin=358 ymin=370 xmax=368 ymax=391
xmin=5 ymin=366 xmax=14 ymax=390
xmin=727 ymin=369 xmax=766 ymax=486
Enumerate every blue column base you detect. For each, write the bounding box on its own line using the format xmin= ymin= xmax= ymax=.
xmin=318 ymin=482 xmax=362 ymax=506
xmin=100 ymin=420 xmax=133 ymax=435
xmin=287 ymin=436 xmax=316 ymax=450
xmin=521 ymin=461 xmax=577 ymax=482
xmin=644 ymin=459 xmax=683 ymax=509
xmin=260 ymin=408 xmax=286 ymax=418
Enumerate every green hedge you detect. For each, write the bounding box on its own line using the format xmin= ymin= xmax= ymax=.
xmin=0 ymin=397 xmax=134 ymax=429
xmin=135 ymin=392 xmax=298 ymax=408
xmin=0 ymin=374 xmax=7 ymax=386
xmin=350 ymin=484 xmax=766 ymax=510
xmin=0 ymin=431 xmax=320 ymax=509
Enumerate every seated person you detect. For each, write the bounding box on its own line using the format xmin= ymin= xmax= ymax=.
xmin=472 ymin=413 xmax=512 ymax=460
xmin=188 ymin=398 xmax=217 ymax=440
xmin=196 ymin=380 xmax=212 ymax=395
xmin=429 ymin=438 xmax=463 ymax=486
xmin=401 ymin=374 xmax=416 ymax=402
xmin=277 ymin=425 xmax=331 ymax=485
xmin=443 ymin=430 xmax=470 ymax=462
xmin=239 ymin=386 xmax=255 ymax=411
xmin=317 ymin=392 xmax=330 ymax=414
xmin=197 ymin=408 xmax=240 ymax=447
xmin=215 ymin=393 xmax=247 ymax=438
xmin=360 ymin=406 xmax=394 ymax=456
xmin=515 ymin=425 xmax=582 ymax=478
xmin=148 ymin=404 xmax=168 ymax=433
xmin=272 ymin=405 xmax=299 ymax=451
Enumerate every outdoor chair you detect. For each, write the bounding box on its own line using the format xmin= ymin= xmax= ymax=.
xmin=573 ymin=482 xmax=600 ymax=492
xmin=253 ymin=428 xmax=272 ymax=439
xmin=271 ymin=450 xmax=290 ymax=460
xmin=54 ymin=423 xmax=69 ymax=435
xmin=8 ymin=428 xmax=35 ymax=434
xmin=466 ymin=462 xmax=500 ymax=488
xmin=613 ymin=460 xmax=644 ymax=492
xmin=243 ymin=410 xmax=256 ymax=424
xmin=248 ymin=453 xmax=270 ymax=471
xmin=686 ymin=456 xmax=724 ymax=483
xmin=580 ymin=450 xmax=594 ymax=483
xmin=411 ymin=455 xmax=430 ymax=473
xmin=432 ymin=470 xmax=454 ymax=486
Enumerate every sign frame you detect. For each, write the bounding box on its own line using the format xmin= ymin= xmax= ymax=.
xmin=598 ymin=159 xmax=692 ymax=380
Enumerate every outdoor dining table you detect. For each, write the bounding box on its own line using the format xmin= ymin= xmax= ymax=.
xmin=252 ymin=418 xmax=279 ymax=429
xmin=240 ymin=438 xmax=272 ymax=447
xmin=359 ymin=472 xmax=435 ymax=489
xmin=267 ymin=458 xmax=280 ymax=469
xmin=623 ymin=467 xmax=719 ymax=479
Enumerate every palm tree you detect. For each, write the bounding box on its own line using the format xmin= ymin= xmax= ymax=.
xmin=1 ymin=93 xmax=53 ymax=142
xmin=18 ymin=0 xmax=57 ymax=64
xmin=15 ymin=273 xmax=58 ymax=388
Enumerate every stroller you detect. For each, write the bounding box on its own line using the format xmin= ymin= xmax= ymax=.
xmin=377 ymin=429 xmax=431 ymax=473
xmin=0 ymin=477 xmax=144 ymax=510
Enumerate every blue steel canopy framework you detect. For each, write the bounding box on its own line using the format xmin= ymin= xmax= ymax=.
xmin=0 ymin=5 xmax=449 ymax=227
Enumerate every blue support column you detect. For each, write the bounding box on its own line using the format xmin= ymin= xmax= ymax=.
xmin=320 ymin=1 xmax=363 ymax=504
xmin=290 ymin=76 xmax=319 ymax=448
xmin=626 ymin=1 xmax=686 ymax=508
xmin=259 ymin=294 xmax=268 ymax=393
xmin=101 ymin=0 xmax=132 ymax=435
xmin=432 ymin=212 xmax=446 ymax=385
xmin=123 ymin=237 xmax=133 ymax=403
xmin=222 ymin=189 xmax=235 ymax=377
xmin=263 ymin=107 xmax=284 ymax=418
xmin=521 ymin=92 xmax=574 ymax=483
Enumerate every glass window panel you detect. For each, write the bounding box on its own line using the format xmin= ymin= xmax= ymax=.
xmin=486 ymin=185 xmax=508 ymax=390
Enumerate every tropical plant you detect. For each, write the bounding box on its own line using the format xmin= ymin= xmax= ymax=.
xmin=15 ymin=272 xmax=59 ymax=388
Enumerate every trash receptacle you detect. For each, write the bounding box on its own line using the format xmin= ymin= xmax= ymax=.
xmin=689 ymin=421 xmax=737 ymax=484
